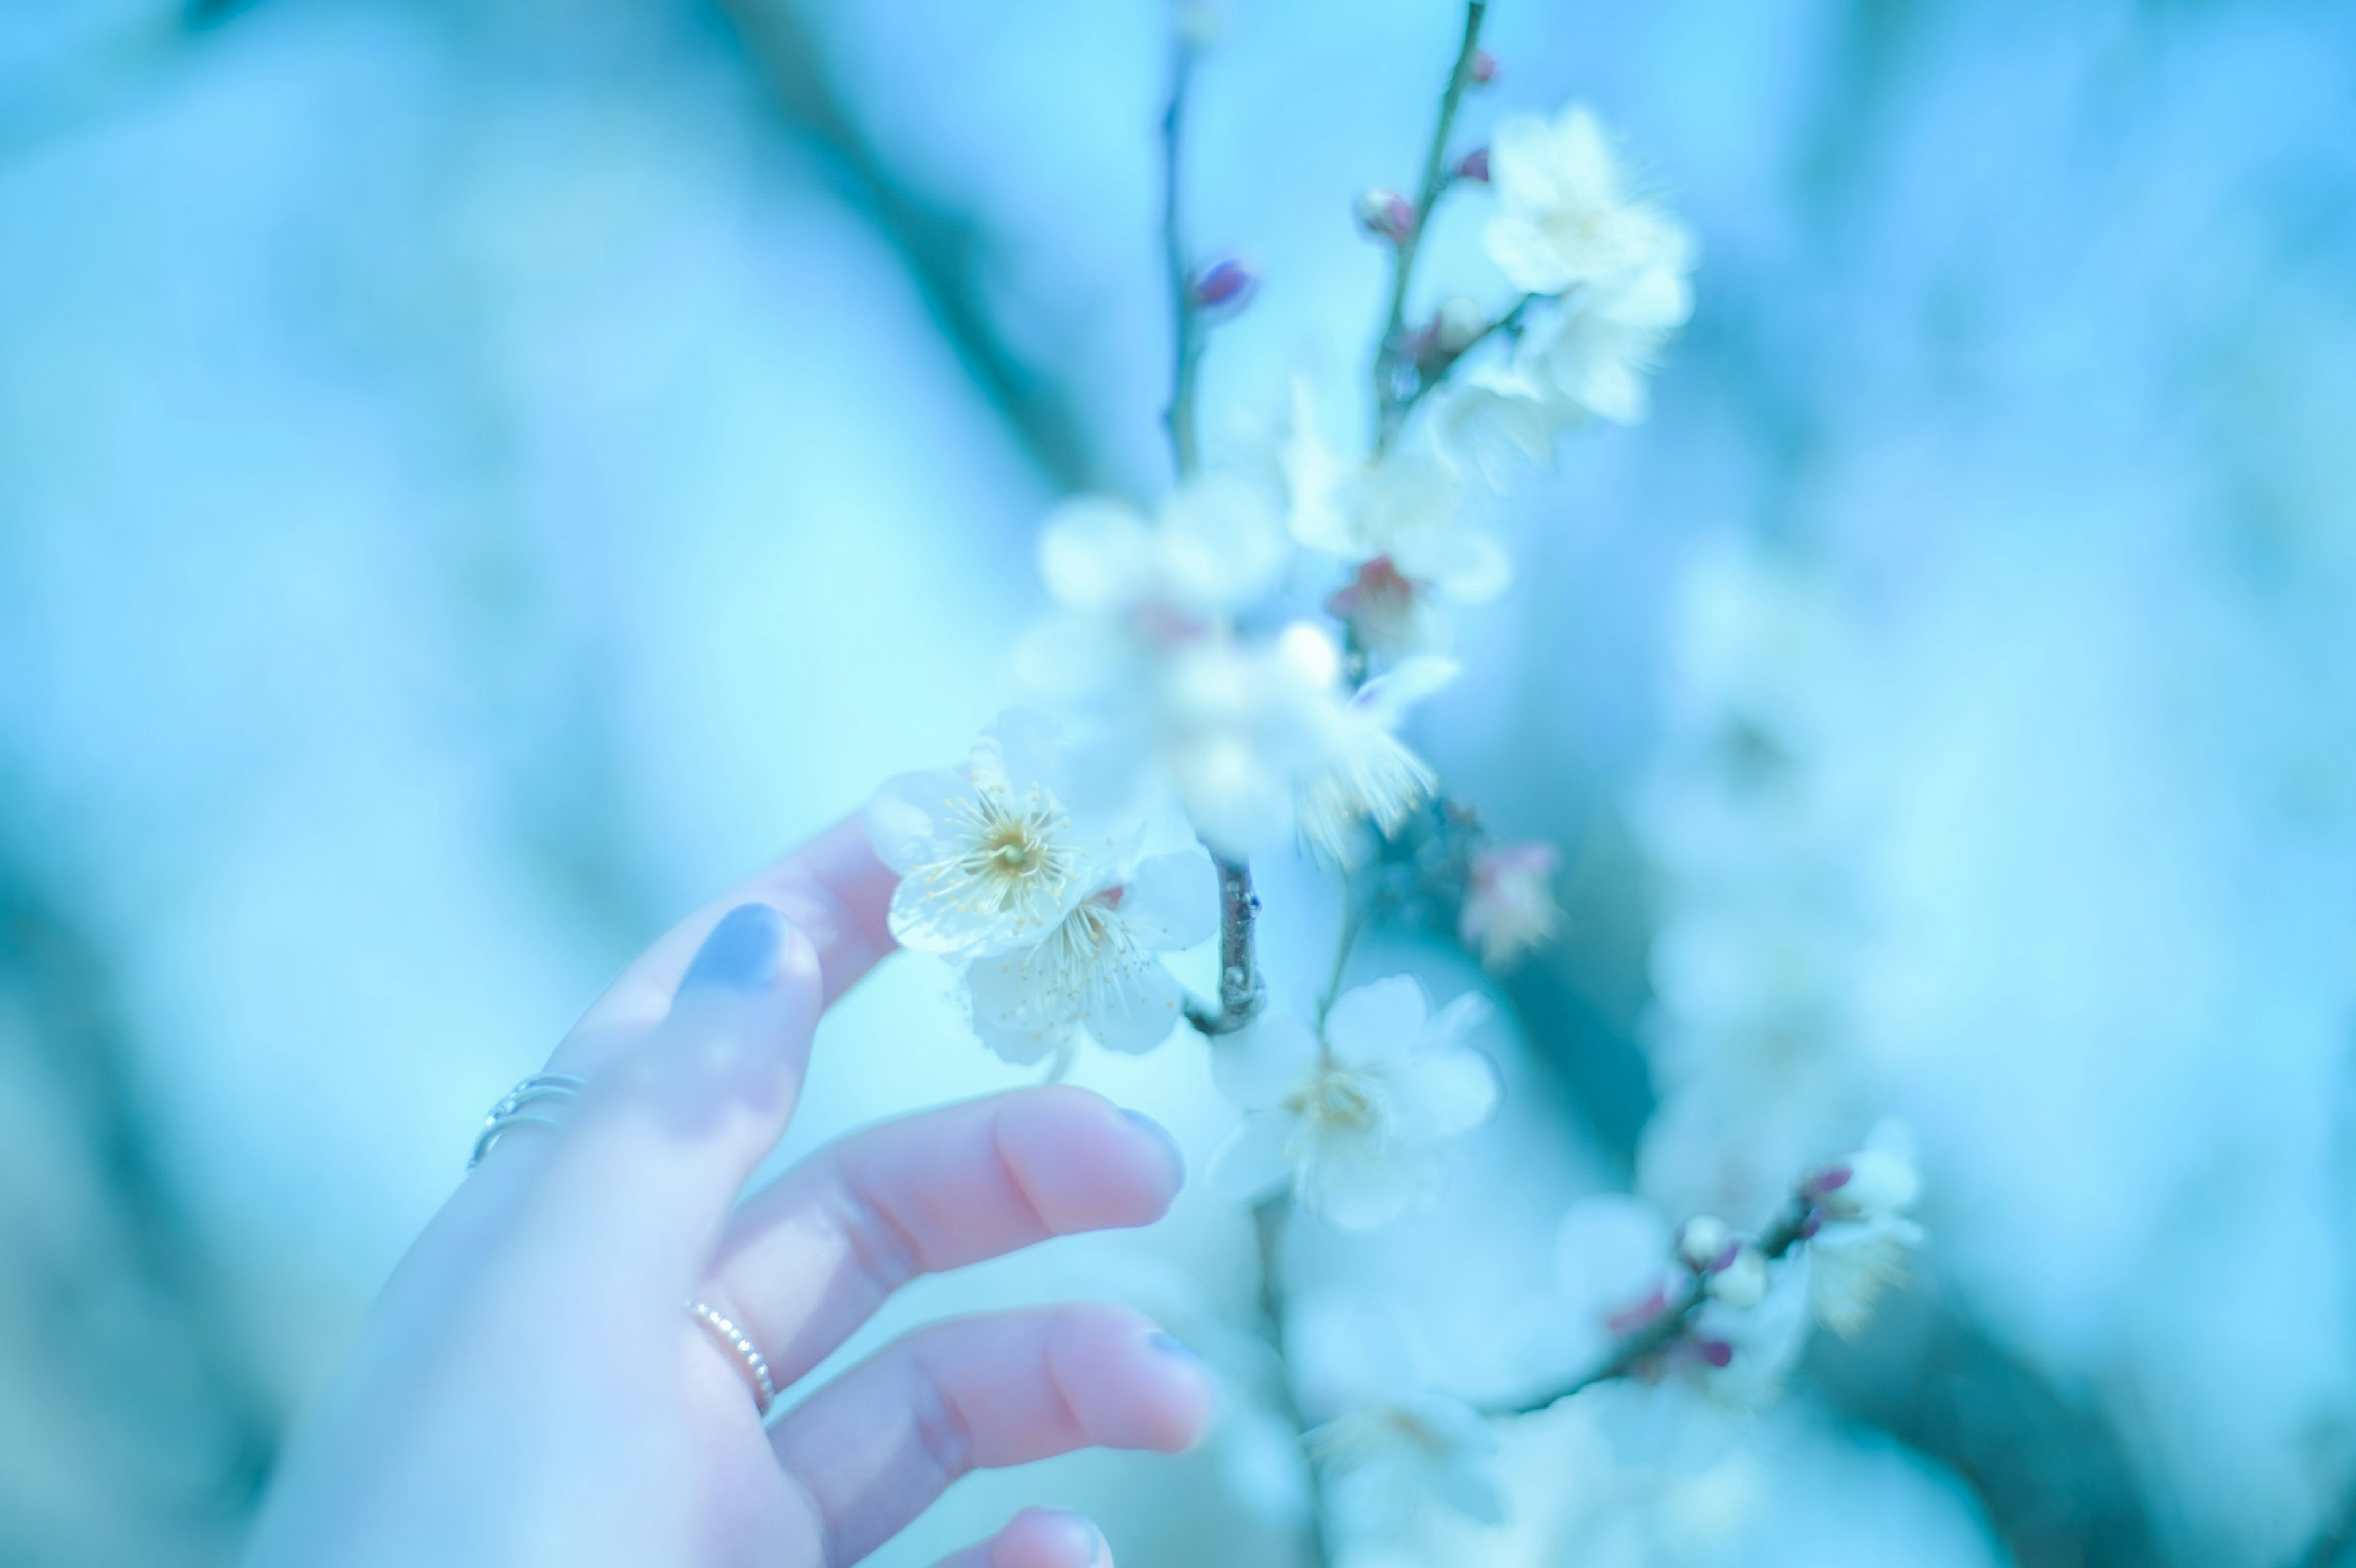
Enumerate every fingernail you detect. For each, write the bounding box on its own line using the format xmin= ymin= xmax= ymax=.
xmin=680 ymin=904 xmax=786 ymax=994
xmin=1030 ymin=1507 xmax=1106 ymax=1565
xmin=1148 ymin=1330 xmax=1204 ymax=1367
xmin=1120 ymin=1108 xmax=1187 ymax=1188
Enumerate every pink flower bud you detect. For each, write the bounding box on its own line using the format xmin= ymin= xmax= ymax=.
xmin=1468 ymin=48 xmax=1498 ymax=85
xmin=1460 ymin=840 xmax=1561 ymax=970
xmin=1325 ymin=555 xmax=1422 ymax=656
xmin=1692 ymin=1337 xmax=1735 ymax=1369
xmin=1189 ymin=257 xmax=1257 ymax=311
xmin=1455 ymin=147 xmax=1491 ymax=183
xmin=1355 ymin=188 xmax=1418 ymax=244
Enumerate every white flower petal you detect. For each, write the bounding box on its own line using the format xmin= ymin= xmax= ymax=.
xmin=1323 ymin=975 xmax=1429 ymax=1067
xmin=1163 ymin=471 xmax=1293 ymax=615
xmin=1039 ymin=497 xmax=1156 ymax=613
xmin=1211 ymin=1012 xmax=1320 ymax=1109
xmin=1117 ymin=849 xmax=1219 ymax=950
xmin=977 ymin=706 xmax=1069 ymax=800
xmin=1422 ymin=990 xmax=1494 ymax=1050
xmin=864 ymin=768 xmax=969 ymax=873
xmin=1308 ymin=1135 xmax=1441 ymax=1230
xmin=1211 ymin=1111 xmax=1296 ymax=1202
xmin=1404 ymin=1045 xmax=1499 ymax=1139
xmin=966 ymin=953 xmax=1081 ymax=1064
xmin=1357 ymin=655 xmax=1460 ymax=720
xmin=1389 ymin=525 xmax=1512 ymax=605
xmin=1083 ymin=950 xmax=1190 ymax=1055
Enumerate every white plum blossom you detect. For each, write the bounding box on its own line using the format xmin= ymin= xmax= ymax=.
xmin=1014 ymin=471 xmax=1292 ymax=702
xmin=1801 ymin=1121 xmax=1925 ymax=1339
xmin=1292 ymin=638 xmax=1457 ymax=863
xmin=1459 ymin=839 xmax=1562 ymax=970
xmin=1289 ymin=1295 xmax=1506 ymax=1534
xmin=1160 ymin=622 xmax=1452 ymax=862
xmin=866 ymin=710 xmax=1136 ymax=959
xmin=1309 ymin=1392 xmax=1504 ymax=1534
xmin=1210 ymin=976 xmax=1498 ymax=1229
xmin=1483 ymin=104 xmax=1694 ymax=298
xmin=1512 ymin=258 xmax=1694 ymax=426
xmin=966 ymin=848 xmax=1218 ymax=1064
xmin=1285 ymin=388 xmax=1510 ymax=656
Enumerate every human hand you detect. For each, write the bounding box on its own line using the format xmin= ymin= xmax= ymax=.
xmin=242 ymin=816 xmax=1210 ymax=1568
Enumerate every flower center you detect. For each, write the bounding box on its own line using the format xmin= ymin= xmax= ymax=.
xmin=1291 ymin=1063 xmax=1379 ymax=1130
xmin=928 ymin=786 xmax=1076 ymax=932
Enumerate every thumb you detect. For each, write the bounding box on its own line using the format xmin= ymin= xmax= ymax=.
xmin=525 ymin=904 xmax=823 ymax=1304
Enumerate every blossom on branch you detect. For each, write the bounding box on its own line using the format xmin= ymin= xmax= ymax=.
xmin=1483 ymin=104 xmax=1692 ymax=298
xmin=1014 ymin=471 xmax=1292 ymax=702
xmin=967 ymin=848 xmax=1218 ymax=1063
xmin=866 ymin=709 xmax=1136 ymax=959
xmin=1286 ymin=390 xmax=1510 ymax=657
xmin=1290 ymin=1294 xmax=1506 ymax=1534
xmin=1209 ymin=976 xmax=1498 ymax=1229
xmin=1800 ymin=1121 xmax=1925 ymax=1338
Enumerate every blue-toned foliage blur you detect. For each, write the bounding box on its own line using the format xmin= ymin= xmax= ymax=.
xmin=3 ymin=1 xmax=2354 ymax=1564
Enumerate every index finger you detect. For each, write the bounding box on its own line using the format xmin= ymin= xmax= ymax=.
xmin=554 ymin=812 xmax=898 ymax=1072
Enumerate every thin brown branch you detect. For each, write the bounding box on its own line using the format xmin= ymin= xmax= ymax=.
xmin=1163 ymin=40 xmax=1204 ymax=478
xmin=1490 ymin=1195 xmax=1811 ymax=1418
xmin=1255 ymin=1197 xmax=1333 ymax=1568
xmin=1371 ymin=1 xmax=1490 ymax=451
xmin=710 ymin=0 xmax=1096 ymax=491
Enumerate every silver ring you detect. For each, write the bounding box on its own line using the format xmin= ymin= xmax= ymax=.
xmin=468 ymin=1072 xmax=587 ymax=1170
xmin=687 ymin=1299 xmax=779 ymax=1420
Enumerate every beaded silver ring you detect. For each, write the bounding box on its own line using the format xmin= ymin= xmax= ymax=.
xmin=467 ymin=1072 xmax=588 ymax=1171
xmin=687 ymin=1298 xmax=779 ymax=1420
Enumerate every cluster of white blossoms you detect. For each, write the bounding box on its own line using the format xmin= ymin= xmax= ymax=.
xmin=868 ymin=710 xmax=1218 ymax=1064
xmin=863 ymin=20 xmax=1930 ymax=1557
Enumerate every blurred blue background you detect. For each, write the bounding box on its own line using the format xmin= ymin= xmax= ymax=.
xmin=4 ymin=1 xmax=2355 ymax=1564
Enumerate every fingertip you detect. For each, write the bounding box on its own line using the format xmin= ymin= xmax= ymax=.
xmin=1049 ymin=1306 xmax=1216 ymax=1454
xmin=993 ymin=1507 xmax=1109 ymax=1568
xmin=1116 ymin=1107 xmax=1186 ymax=1194
xmin=996 ymin=1090 xmax=1182 ymax=1232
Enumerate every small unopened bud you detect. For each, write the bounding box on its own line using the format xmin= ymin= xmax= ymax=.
xmin=1355 ymin=188 xmax=1417 ymax=244
xmin=1691 ymin=1337 xmax=1735 ymax=1369
xmin=1190 ymin=257 xmax=1257 ymax=311
xmin=1455 ymin=147 xmax=1491 ymax=184
xmin=1468 ymin=48 xmax=1499 ymax=86
xmin=1434 ymin=294 xmax=1488 ymax=355
xmin=1706 ymin=1245 xmax=1769 ymax=1309
xmin=1675 ymin=1215 xmax=1733 ymax=1272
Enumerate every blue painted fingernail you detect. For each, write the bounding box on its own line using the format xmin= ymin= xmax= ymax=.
xmin=680 ymin=904 xmax=785 ymax=994
xmin=1120 ymin=1108 xmax=1186 ymax=1187
xmin=1149 ymin=1331 xmax=1204 ymax=1366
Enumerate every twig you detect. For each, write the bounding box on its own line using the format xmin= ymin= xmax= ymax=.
xmin=1255 ymin=1196 xmax=1333 ymax=1568
xmin=1162 ymin=39 xmax=1204 ymax=478
xmin=1185 ymin=857 xmax=1266 ymax=1036
xmin=1390 ymin=289 xmax=1539 ymax=431
xmin=1490 ymin=1196 xmax=1812 ymax=1418
xmin=1371 ymin=0 xmax=1490 ymax=451
xmin=1317 ymin=878 xmax=1361 ymax=1026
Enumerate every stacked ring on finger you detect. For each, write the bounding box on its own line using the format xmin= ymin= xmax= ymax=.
xmin=687 ymin=1298 xmax=779 ymax=1420
xmin=468 ymin=1072 xmax=587 ymax=1170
